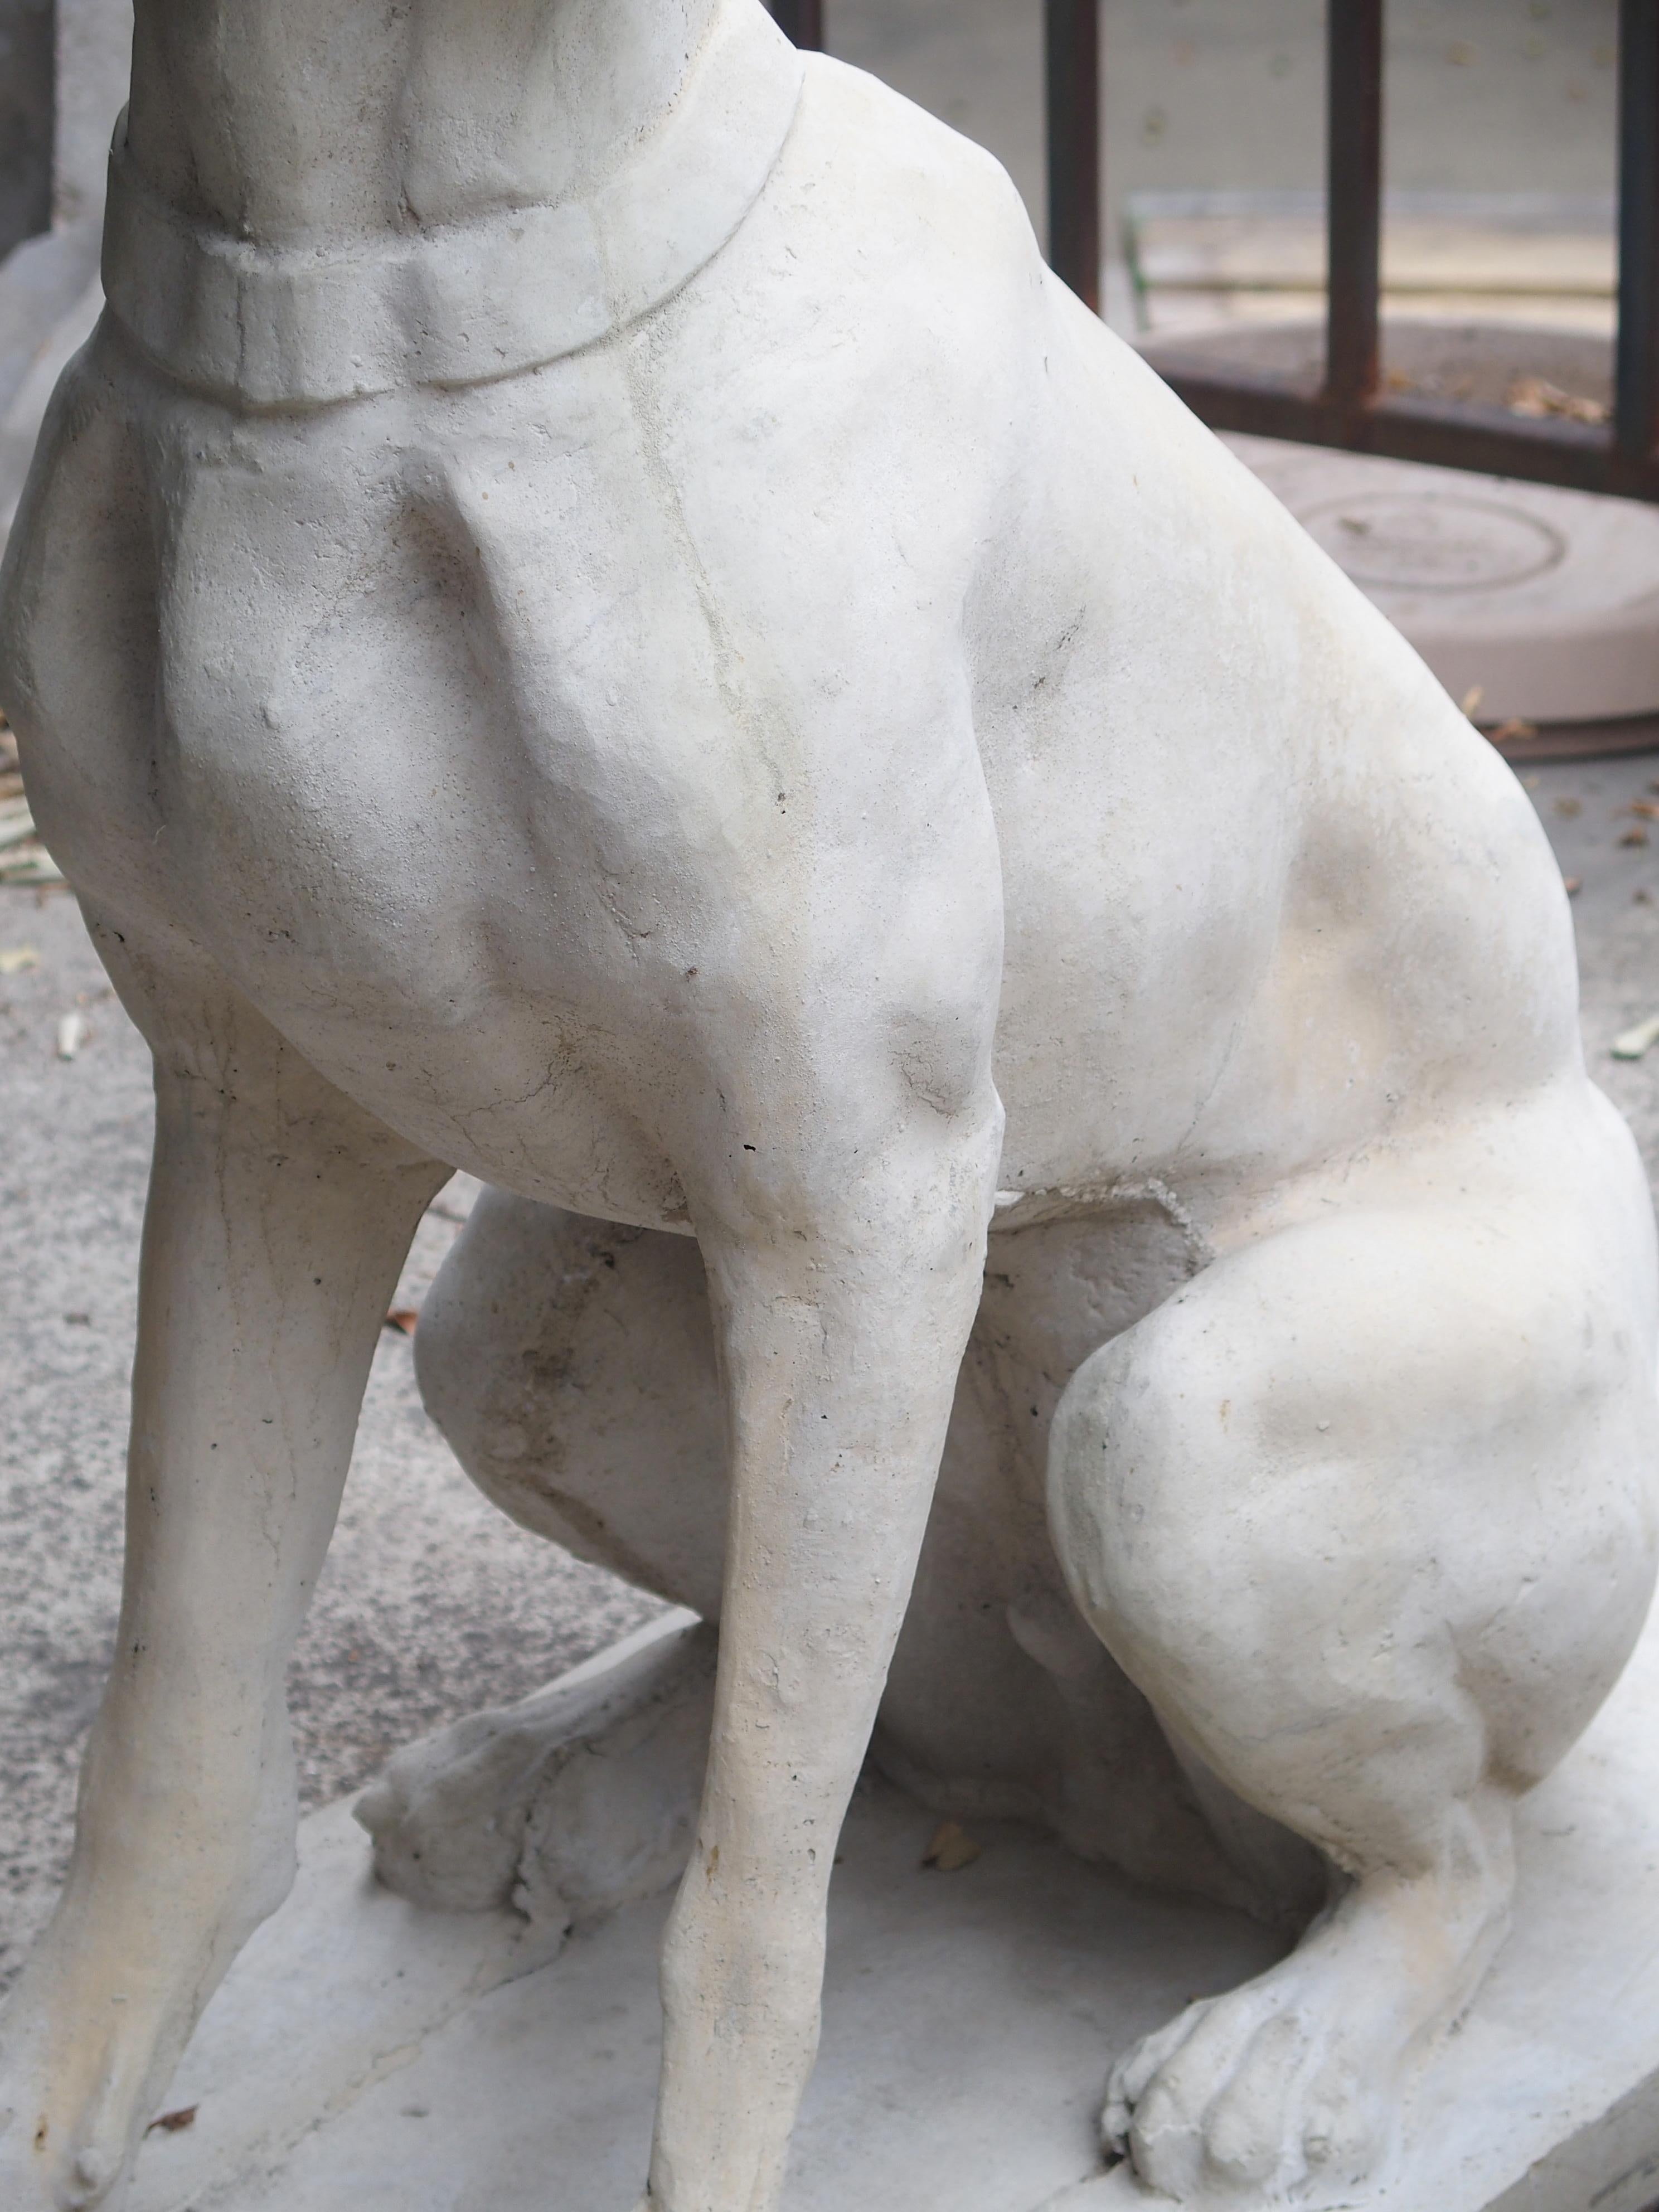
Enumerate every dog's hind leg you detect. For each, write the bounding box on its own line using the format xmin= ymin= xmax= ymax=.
xmin=1049 ymin=1103 xmax=1659 ymax=2209
xmin=376 ymin=1195 xmax=1268 ymax=1935
xmin=353 ymin=1193 xmax=729 ymax=1924
xmin=414 ymin=1190 xmax=729 ymax=1617
xmin=0 ymin=915 xmax=448 ymax=2212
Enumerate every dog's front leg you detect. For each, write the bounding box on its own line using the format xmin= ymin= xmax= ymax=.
xmin=642 ymin=1103 xmax=1002 ymax=2212
xmin=0 ymin=918 xmax=446 ymax=2211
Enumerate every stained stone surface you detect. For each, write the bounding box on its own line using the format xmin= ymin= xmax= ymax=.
xmin=4 ymin=741 xmax=1659 ymax=1997
xmin=0 ymin=744 xmax=1655 ymax=2199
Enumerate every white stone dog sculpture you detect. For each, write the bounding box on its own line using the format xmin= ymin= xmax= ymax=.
xmin=1 ymin=2 xmax=1656 ymax=2207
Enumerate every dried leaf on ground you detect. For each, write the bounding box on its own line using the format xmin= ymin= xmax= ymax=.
xmin=1613 ymin=1013 xmax=1659 ymax=1061
xmin=921 ymin=1820 xmax=982 ymax=1873
xmin=1507 ymin=375 xmax=1609 ymax=425
xmin=384 ymin=1309 xmax=420 ymax=1336
xmin=1459 ymin=685 xmax=1485 ymax=720
xmin=1487 ymin=718 xmax=1537 ymax=744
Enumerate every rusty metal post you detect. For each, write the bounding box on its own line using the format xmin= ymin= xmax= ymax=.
xmin=0 ymin=0 xmax=55 ymax=260
xmin=769 ymin=0 xmax=824 ymax=50
xmin=1617 ymin=0 xmax=1659 ymax=473
xmin=1045 ymin=0 xmax=1102 ymax=312
xmin=1325 ymin=0 xmax=1385 ymax=414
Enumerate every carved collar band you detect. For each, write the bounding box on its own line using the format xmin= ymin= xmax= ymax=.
xmin=101 ymin=0 xmax=804 ymax=409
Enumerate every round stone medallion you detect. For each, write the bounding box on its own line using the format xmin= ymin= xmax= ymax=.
xmin=1142 ymin=321 xmax=1659 ymax=727
xmin=1299 ymin=493 xmax=1568 ymax=595
xmin=1224 ymin=428 xmax=1659 ymax=724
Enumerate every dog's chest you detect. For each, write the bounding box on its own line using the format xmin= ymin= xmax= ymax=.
xmin=135 ymin=379 xmax=784 ymax=1208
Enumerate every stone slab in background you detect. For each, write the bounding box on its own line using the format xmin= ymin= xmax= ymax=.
xmin=1228 ymin=422 xmax=1659 ymax=726
xmin=1131 ymin=321 xmax=1659 ymax=728
xmin=126 ymin=1597 xmax=1659 ymax=2212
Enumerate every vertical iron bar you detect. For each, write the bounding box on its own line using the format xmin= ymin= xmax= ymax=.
xmin=1325 ymin=0 xmax=1385 ymax=411
xmin=1617 ymin=0 xmax=1659 ymax=469
xmin=769 ymin=0 xmax=824 ymax=50
xmin=0 ymin=0 xmax=55 ymax=260
xmin=1045 ymin=0 xmax=1102 ymax=312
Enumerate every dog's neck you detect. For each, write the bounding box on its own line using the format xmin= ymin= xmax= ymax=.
xmin=124 ymin=0 xmax=723 ymax=248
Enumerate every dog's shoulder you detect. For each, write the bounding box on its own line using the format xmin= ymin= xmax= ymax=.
xmin=763 ymin=51 xmax=1046 ymax=318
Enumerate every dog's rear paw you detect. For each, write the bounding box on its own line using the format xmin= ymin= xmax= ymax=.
xmin=355 ymin=1709 xmax=542 ymax=1912
xmin=356 ymin=1614 xmax=715 ymax=1927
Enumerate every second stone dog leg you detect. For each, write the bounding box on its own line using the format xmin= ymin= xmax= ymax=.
xmin=643 ymin=1124 xmax=1000 ymax=2212
xmin=0 ymin=926 xmax=445 ymax=2212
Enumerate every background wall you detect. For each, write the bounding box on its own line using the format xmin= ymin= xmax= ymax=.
xmin=822 ymin=0 xmax=1621 ymax=257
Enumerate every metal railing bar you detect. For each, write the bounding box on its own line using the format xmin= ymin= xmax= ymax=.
xmin=776 ymin=0 xmax=1659 ymax=504
xmin=1044 ymin=0 xmax=1102 ymax=312
xmin=769 ymin=0 xmax=823 ymax=52
xmin=1155 ymin=358 xmax=1656 ymax=499
xmin=1325 ymin=0 xmax=1385 ymax=413
xmin=1618 ymin=0 xmax=1659 ymax=466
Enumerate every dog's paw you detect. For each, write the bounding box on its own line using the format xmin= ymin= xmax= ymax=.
xmin=356 ymin=1710 xmax=546 ymax=1912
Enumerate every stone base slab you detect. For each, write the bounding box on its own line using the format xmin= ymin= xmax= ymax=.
xmin=128 ymin=1603 xmax=1659 ymax=2212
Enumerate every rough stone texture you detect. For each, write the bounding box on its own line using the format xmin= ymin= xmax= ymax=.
xmin=0 ymin=744 xmax=1655 ymax=2133
xmin=2 ymin=7 xmax=1657 ymax=2203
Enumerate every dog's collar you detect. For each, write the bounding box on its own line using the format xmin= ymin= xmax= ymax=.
xmin=100 ymin=0 xmax=804 ymax=409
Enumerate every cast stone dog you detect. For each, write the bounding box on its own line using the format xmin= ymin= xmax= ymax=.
xmin=1 ymin=1 xmax=1655 ymax=2207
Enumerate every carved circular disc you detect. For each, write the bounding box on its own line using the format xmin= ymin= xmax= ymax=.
xmin=1298 ymin=493 xmax=1568 ymax=595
